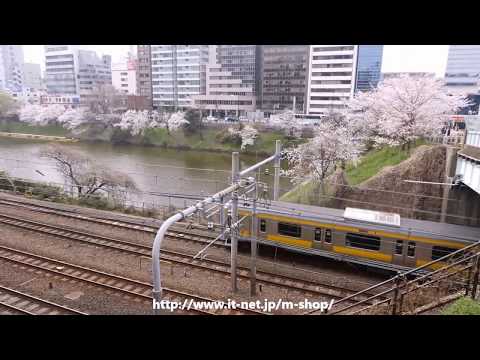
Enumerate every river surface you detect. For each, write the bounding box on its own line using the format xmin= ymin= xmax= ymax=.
xmin=0 ymin=138 xmax=292 ymax=209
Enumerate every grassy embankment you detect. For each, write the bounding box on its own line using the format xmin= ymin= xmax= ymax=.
xmin=281 ymin=140 xmax=427 ymax=204
xmin=0 ymin=120 xmax=297 ymax=155
xmin=142 ymin=127 xmax=299 ymax=155
xmin=0 ymin=121 xmax=69 ymax=137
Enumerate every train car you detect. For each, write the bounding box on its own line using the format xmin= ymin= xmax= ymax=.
xmin=237 ymin=201 xmax=480 ymax=273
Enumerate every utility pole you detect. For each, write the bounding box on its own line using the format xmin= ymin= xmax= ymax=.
xmin=250 ymin=180 xmax=258 ymax=296
xmin=273 ymin=140 xmax=281 ymax=201
xmin=441 ymin=146 xmax=458 ymax=222
xmin=231 ymin=152 xmax=240 ymax=293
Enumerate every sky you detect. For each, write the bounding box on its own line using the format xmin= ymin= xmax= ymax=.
xmin=22 ymin=45 xmax=450 ymax=77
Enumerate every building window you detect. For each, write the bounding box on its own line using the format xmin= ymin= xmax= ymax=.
xmin=345 ymin=233 xmax=381 ymax=251
xmin=278 ymin=222 xmax=301 ymax=238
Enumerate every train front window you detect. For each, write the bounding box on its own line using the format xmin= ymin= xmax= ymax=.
xmin=259 ymin=219 xmax=266 ymax=233
xmin=325 ymin=229 xmax=332 ymax=243
xmin=432 ymin=246 xmax=456 ymax=261
xmin=314 ymin=228 xmax=322 ymax=242
xmin=395 ymin=240 xmax=403 ymax=255
xmin=278 ymin=223 xmax=301 ymax=238
xmin=407 ymin=242 xmax=416 ymax=257
xmin=345 ymin=233 xmax=380 ymax=251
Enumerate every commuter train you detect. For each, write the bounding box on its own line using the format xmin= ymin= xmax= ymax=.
xmin=237 ymin=201 xmax=480 ymax=273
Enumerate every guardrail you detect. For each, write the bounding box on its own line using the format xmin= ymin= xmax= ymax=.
xmin=306 ymin=239 xmax=480 ymax=315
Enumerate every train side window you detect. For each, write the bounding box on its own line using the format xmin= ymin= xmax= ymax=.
xmin=407 ymin=242 xmax=416 ymax=257
xmin=395 ymin=240 xmax=403 ymax=255
xmin=314 ymin=228 xmax=322 ymax=242
xmin=325 ymin=229 xmax=332 ymax=243
xmin=345 ymin=233 xmax=380 ymax=251
xmin=259 ymin=219 xmax=266 ymax=233
xmin=278 ymin=222 xmax=301 ymax=238
xmin=431 ymin=246 xmax=456 ymax=261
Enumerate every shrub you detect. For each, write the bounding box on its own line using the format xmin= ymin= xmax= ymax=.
xmin=111 ymin=127 xmax=133 ymax=144
xmin=441 ymin=297 xmax=480 ymax=315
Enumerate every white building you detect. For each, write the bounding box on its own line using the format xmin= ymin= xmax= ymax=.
xmin=112 ymin=59 xmax=136 ymax=95
xmin=444 ymin=45 xmax=480 ymax=94
xmin=192 ymin=45 xmax=257 ymax=116
xmin=150 ymin=45 xmax=209 ymax=109
xmin=44 ymin=45 xmax=80 ymax=95
xmin=23 ymin=63 xmax=43 ymax=90
xmin=456 ymin=116 xmax=480 ymax=194
xmin=306 ymin=45 xmax=358 ymax=115
xmin=45 ymin=46 xmax=112 ymax=104
xmin=0 ymin=45 xmax=24 ymax=92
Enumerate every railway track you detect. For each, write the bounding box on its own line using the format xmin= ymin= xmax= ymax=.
xmin=0 ymin=210 xmax=387 ymax=304
xmin=0 ymin=244 xmax=262 ymax=315
xmin=0 ymin=284 xmax=86 ymax=315
xmin=0 ymin=198 xmax=224 ymax=248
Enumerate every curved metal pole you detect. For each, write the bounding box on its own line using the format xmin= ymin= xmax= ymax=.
xmin=152 ymin=212 xmax=184 ymax=314
xmin=151 ymin=142 xmax=282 ymax=314
xmin=151 ymin=183 xmax=240 ymax=314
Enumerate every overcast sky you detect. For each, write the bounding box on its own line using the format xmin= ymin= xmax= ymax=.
xmin=23 ymin=45 xmax=450 ymax=77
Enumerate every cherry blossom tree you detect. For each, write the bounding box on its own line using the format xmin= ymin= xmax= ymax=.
xmin=57 ymin=108 xmax=89 ymax=130
xmin=282 ymin=124 xmax=361 ymax=187
xmin=269 ymin=110 xmax=302 ymax=137
xmin=114 ymin=110 xmax=155 ymax=136
xmin=228 ymin=125 xmax=258 ymax=150
xmin=19 ymin=104 xmax=66 ymax=126
xmin=167 ymin=111 xmax=189 ymax=132
xmin=348 ymin=75 xmax=470 ymax=149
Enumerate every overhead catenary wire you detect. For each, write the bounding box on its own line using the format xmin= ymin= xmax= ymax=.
xmin=1 ymin=156 xmax=478 ymax=221
xmin=2 ymin=155 xmax=457 ymax=202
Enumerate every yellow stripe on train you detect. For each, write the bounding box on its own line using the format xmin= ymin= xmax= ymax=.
xmin=238 ymin=210 xmax=466 ymax=249
xmin=333 ymin=245 xmax=393 ymax=263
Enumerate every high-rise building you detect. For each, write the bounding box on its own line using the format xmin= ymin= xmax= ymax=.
xmin=150 ymin=45 xmax=209 ymax=110
xmin=259 ymin=45 xmax=310 ymax=113
xmin=0 ymin=45 xmax=24 ymax=92
xmin=136 ymin=45 xmax=152 ymax=108
xmin=192 ymin=45 xmax=258 ymax=116
xmin=77 ymin=50 xmax=112 ymax=104
xmin=45 ymin=46 xmax=112 ymax=104
xmin=306 ymin=45 xmax=358 ymax=115
xmin=23 ymin=63 xmax=42 ymax=90
xmin=354 ymin=45 xmax=383 ymax=92
xmin=44 ymin=45 xmax=80 ymax=95
xmin=445 ymin=45 xmax=480 ymax=93
xmin=112 ymin=58 xmax=137 ymax=95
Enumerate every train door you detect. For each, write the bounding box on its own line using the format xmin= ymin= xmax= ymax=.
xmin=392 ymin=239 xmax=417 ymax=268
xmin=313 ymin=227 xmax=333 ymax=251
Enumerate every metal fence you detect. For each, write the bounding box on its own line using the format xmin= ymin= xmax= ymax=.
xmin=312 ymin=240 xmax=480 ymax=315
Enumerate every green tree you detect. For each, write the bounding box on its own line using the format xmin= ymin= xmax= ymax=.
xmin=183 ymin=108 xmax=203 ymax=136
xmin=0 ymin=91 xmax=18 ymax=118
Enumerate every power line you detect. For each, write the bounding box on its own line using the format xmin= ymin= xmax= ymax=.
xmin=278 ymin=178 xmax=461 ymax=203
